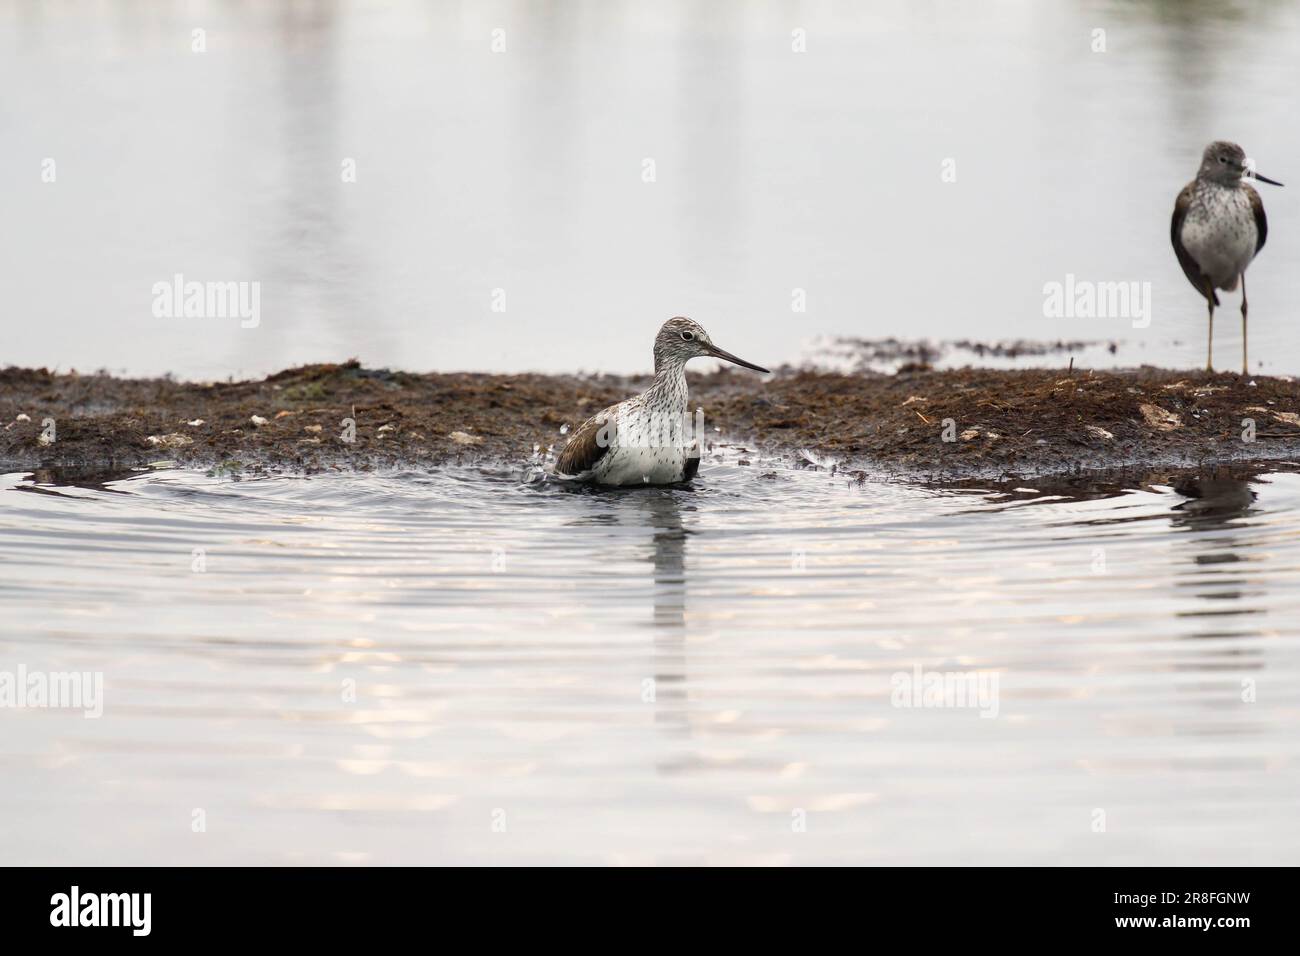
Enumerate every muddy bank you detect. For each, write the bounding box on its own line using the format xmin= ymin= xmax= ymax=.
xmin=2 ymin=360 xmax=1299 ymax=481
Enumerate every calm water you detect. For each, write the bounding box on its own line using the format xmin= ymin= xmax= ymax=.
xmin=3 ymin=462 xmax=1299 ymax=865
xmin=4 ymin=0 xmax=1300 ymax=379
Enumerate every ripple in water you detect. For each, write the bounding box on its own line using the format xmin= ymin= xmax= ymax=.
xmin=1 ymin=463 xmax=1299 ymax=864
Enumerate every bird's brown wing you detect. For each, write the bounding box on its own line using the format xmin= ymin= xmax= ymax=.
xmin=1171 ymin=181 xmax=1218 ymax=306
xmin=555 ymin=406 xmax=617 ymax=477
xmin=1246 ymin=183 xmax=1268 ymax=254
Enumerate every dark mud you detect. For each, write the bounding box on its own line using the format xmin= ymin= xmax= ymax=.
xmin=803 ymin=336 xmax=1118 ymax=375
xmin=3 ymin=360 xmax=1299 ymax=483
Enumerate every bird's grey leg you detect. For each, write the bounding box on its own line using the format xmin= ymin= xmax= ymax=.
xmin=1240 ymin=273 xmax=1249 ymax=376
xmin=1203 ymin=277 xmax=1215 ymax=374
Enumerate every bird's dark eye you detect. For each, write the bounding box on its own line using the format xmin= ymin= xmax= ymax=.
xmin=1219 ymin=156 xmax=1227 ymax=164
xmin=680 ymin=331 xmax=695 ymax=341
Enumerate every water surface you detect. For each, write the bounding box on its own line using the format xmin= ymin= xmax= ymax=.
xmin=4 ymin=0 xmax=1300 ymax=378
xmin=3 ymin=463 xmax=1298 ymax=864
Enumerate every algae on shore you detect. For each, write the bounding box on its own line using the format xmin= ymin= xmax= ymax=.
xmin=2 ymin=359 xmax=1299 ymax=481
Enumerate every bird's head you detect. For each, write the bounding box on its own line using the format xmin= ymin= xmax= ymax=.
xmin=1200 ymin=141 xmax=1284 ymax=187
xmin=653 ymin=317 xmax=770 ymax=375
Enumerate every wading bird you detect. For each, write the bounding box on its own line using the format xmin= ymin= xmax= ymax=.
xmin=1171 ymin=141 xmax=1283 ymax=374
xmin=554 ymin=317 xmax=769 ymax=486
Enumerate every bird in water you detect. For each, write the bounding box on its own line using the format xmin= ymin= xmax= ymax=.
xmin=554 ymin=317 xmax=769 ymax=486
xmin=1171 ymin=140 xmax=1283 ymax=374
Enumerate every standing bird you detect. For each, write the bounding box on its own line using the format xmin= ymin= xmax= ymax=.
xmin=554 ymin=317 xmax=769 ymax=486
xmin=1171 ymin=141 xmax=1283 ymax=374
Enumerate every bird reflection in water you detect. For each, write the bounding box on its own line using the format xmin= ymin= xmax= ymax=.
xmin=638 ymin=491 xmax=692 ymax=736
xmin=1170 ymin=471 xmax=1265 ymax=652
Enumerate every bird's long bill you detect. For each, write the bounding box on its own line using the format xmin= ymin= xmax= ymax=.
xmin=706 ymin=343 xmax=770 ymax=373
xmin=1251 ymin=171 xmax=1285 ymax=186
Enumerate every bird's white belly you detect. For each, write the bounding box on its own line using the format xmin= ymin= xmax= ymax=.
xmin=594 ymin=444 xmax=690 ymax=486
xmin=1182 ymin=192 xmax=1257 ymax=288
xmin=592 ymin=406 xmax=693 ymax=486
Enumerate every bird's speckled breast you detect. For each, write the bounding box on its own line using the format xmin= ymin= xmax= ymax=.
xmin=1181 ymin=183 xmax=1258 ymax=288
xmin=593 ymin=368 xmax=696 ymax=486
